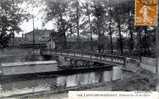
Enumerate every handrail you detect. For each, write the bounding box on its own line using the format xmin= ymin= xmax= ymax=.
xmin=42 ymin=49 xmax=125 ymax=59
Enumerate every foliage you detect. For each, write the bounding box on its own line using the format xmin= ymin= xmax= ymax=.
xmin=0 ymin=0 xmax=29 ymax=48
xmin=43 ymin=0 xmax=156 ymax=57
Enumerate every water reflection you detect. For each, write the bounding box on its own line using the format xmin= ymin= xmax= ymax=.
xmin=103 ymin=71 xmax=112 ymax=82
xmin=0 ymin=66 xmax=122 ymax=97
xmin=112 ymin=66 xmax=122 ymax=80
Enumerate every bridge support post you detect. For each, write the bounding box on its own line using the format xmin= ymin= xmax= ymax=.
xmin=0 ymin=62 xmax=2 ymax=75
xmin=124 ymin=57 xmax=127 ymax=68
xmin=70 ymin=59 xmax=73 ymax=65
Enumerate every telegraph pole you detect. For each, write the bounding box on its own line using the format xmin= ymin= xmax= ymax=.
xmin=156 ymin=25 xmax=159 ymax=74
xmin=31 ymin=0 xmax=35 ymax=48
xmin=32 ymin=15 xmax=35 ymax=47
xmin=76 ymin=0 xmax=80 ymax=50
xmin=155 ymin=0 xmax=159 ymax=91
xmin=156 ymin=0 xmax=159 ymax=75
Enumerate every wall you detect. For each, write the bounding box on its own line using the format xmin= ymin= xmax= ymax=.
xmin=141 ymin=57 xmax=158 ymax=74
xmin=0 ymin=48 xmax=41 ymax=63
xmin=1 ymin=61 xmax=58 ymax=75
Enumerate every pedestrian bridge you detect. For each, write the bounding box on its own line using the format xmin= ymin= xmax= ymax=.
xmin=40 ymin=49 xmax=127 ymax=66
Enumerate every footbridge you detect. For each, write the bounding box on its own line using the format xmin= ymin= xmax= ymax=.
xmin=40 ymin=49 xmax=127 ymax=66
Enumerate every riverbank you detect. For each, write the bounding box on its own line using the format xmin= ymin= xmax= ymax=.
xmin=113 ymin=68 xmax=157 ymax=91
xmin=85 ymin=68 xmax=157 ymax=91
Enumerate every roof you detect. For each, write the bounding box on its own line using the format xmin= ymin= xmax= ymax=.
xmin=25 ymin=29 xmax=52 ymax=36
xmin=94 ymin=0 xmax=132 ymax=6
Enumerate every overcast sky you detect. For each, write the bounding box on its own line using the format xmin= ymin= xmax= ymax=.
xmin=17 ymin=1 xmax=54 ymax=37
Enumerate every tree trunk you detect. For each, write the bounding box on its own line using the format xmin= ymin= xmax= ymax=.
xmin=88 ymin=11 xmax=93 ymax=50
xmin=97 ymin=17 xmax=104 ymax=53
xmin=59 ymin=13 xmax=67 ymax=49
xmin=109 ymin=23 xmax=113 ymax=54
xmin=76 ymin=1 xmax=80 ymax=49
xmin=138 ymin=29 xmax=142 ymax=60
xmin=143 ymin=27 xmax=151 ymax=55
xmin=129 ymin=23 xmax=134 ymax=55
xmin=117 ymin=19 xmax=123 ymax=55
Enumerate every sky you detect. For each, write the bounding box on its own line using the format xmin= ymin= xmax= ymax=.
xmin=17 ymin=0 xmax=86 ymax=37
xmin=17 ymin=1 xmax=54 ymax=37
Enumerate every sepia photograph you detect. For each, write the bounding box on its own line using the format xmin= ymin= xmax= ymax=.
xmin=0 ymin=0 xmax=159 ymax=99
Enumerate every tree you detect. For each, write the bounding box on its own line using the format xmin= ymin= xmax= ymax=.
xmin=93 ymin=2 xmax=105 ymax=53
xmin=107 ymin=2 xmax=114 ymax=54
xmin=78 ymin=0 xmax=95 ymax=50
xmin=76 ymin=0 xmax=80 ymax=49
xmin=128 ymin=12 xmax=134 ymax=55
xmin=86 ymin=2 xmax=93 ymax=50
xmin=112 ymin=1 xmax=133 ymax=55
xmin=113 ymin=4 xmax=124 ymax=55
xmin=125 ymin=1 xmax=134 ymax=55
xmin=45 ymin=0 xmax=69 ymax=49
xmin=0 ymin=0 xmax=28 ymax=48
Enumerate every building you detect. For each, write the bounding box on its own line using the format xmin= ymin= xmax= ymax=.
xmin=22 ymin=29 xmax=55 ymax=49
xmin=23 ymin=30 xmax=51 ymax=44
xmin=8 ymin=37 xmax=23 ymax=47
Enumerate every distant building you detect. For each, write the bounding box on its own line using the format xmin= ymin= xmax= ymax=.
xmin=23 ymin=29 xmax=51 ymax=44
xmin=21 ymin=29 xmax=55 ymax=49
xmin=50 ymin=31 xmax=67 ymax=50
xmin=8 ymin=37 xmax=23 ymax=47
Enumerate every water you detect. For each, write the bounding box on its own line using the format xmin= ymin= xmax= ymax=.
xmin=0 ymin=66 xmax=122 ymax=97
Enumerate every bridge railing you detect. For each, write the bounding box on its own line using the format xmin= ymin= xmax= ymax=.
xmin=63 ymin=49 xmax=125 ymax=61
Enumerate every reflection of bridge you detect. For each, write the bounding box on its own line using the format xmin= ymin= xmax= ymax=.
xmin=41 ymin=49 xmax=127 ymax=66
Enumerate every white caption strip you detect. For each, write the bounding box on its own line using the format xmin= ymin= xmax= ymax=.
xmin=68 ymin=91 xmax=158 ymax=99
